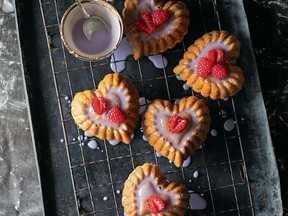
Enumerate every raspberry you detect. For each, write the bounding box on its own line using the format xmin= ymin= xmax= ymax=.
xmin=90 ymin=97 xmax=107 ymax=115
xmin=207 ymin=49 xmax=217 ymax=63
xmin=135 ymin=13 xmax=156 ymax=35
xmin=197 ymin=57 xmax=213 ymax=78
xmin=216 ymin=49 xmax=224 ymax=63
xmin=140 ymin=13 xmax=156 ymax=30
xmin=145 ymin=195 xmax=166 ymax=214
xmin=211 ymin=63 xmax=229 ymax=79
xmin=106 ymin=106 xmax=126 ymax=123
xmin=168 ymin=114 xmax=188 ymax=134
xmin=135 ymin=21 xmax=155 ymax=35
xmin=150 ymin=9 xmax=171 ymax=27
xmin=208 ymin=48 xmax=224 ymax=63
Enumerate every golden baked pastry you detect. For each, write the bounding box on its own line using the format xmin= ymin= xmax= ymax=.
xmin=173 ymin=30 xmax=244 ymax=100
xmin=71 ymin=73 xmax=140 ymax=144
xmin=142 ymin=96 xmax=210 ymax=167
xmin=122 ymin=163 xmax=190 ymax=215
xmin=122 ymin=0 xmax=190 ymax=60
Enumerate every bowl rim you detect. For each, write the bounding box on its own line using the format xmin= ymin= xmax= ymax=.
xmin=59 ymin=0 xmax=123 ymax=62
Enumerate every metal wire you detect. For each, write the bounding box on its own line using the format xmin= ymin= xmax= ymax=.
xmin=38 ymin=0 xmax=255 ymax=215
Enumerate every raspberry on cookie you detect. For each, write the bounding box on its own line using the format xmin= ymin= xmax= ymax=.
xmin=71 ymin=73 xmax=140 ymax=144
xmin=174 ymin=30 xmax=244 ymax=100
xmin=122 ymin=0 xmax=190 ymax=60
xmin=142 ymin=96 xmax=211 ymax=167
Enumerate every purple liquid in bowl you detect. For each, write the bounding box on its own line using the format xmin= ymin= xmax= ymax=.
xmin=72 ymin=18 xmax=112 ymax=55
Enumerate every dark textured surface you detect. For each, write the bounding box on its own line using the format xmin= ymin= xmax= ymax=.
xmin=4 ymin=0 xmax=286 ymax=215
xmin=1 ymin=0 xmax=287 ymax=215
xmin=243 ymin=0 xmax=288 ymax=214
xmin=16 ymin=0 xmax=283 ymax=215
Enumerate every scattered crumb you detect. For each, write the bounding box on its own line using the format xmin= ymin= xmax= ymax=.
xmin=139 ymin=97 xmax=147 ymax=105
xmin=183 ymin=84 xmax=190 ymax=91
xmin=156 ymin=152 xmax=162 ymax=157
xmin=176 ymin=75 xmax=182 ymax=81
xmin=87 ymin=140 xmax=98 ymax=149
xmin=211 ymin=129 xmax=218 ymax=136
xmin=131 ymin=133 xmax=135 ymax=140
xmin=84 ymin=131 xmax=93 ymax=137
xmin=193 ymin=170 xmax=199 ymax=179
xmin=182 ymin=156 xmax=191 ymax=168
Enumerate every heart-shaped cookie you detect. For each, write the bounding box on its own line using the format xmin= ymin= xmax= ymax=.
xmin=173 ymin=30 xmax=244 ymax=100
xmin=122 ymin=163 xmax=190 ymax=215
xmin=142 ymin=96 xmax=210 ymax=167
xmin=71 ymin=73 xmax=140 ymax=144
xmin=122 ymin=0 xmax=190 ymax=60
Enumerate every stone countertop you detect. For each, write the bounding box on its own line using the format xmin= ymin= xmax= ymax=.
xmin=0 ymin=0 xmax=44 ymax=215
xmin=0 ymin=0 xmax=287 ymax=215
xmin=243 ymin=0 xmax=288 ymax=214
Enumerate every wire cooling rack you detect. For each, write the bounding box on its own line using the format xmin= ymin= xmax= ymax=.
xmin=38 ymin=0 xmax=255 ymax=215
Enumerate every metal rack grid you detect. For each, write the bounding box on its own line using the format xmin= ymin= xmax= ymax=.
xmin=38 ymin=0 xmax=255 ymax=215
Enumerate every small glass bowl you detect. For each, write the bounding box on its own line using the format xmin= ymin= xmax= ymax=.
xmin=60 ymin=0 xmax=123 ymax=62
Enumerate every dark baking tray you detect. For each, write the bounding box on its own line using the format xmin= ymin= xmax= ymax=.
xmin=15 ymin=0 xmax=283 ymax=215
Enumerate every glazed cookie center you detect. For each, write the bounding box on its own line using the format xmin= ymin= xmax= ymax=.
xmin=136 ymin=177 xmax=176 ymax=215
xmin=135 ymin=0 xmax=175 ymax=41
xmin=190 ymin=41 xmax=229 ymax=70
xmin=160 ymin=113 xmax=192 ymax=145
xmin=143 ymin=22 xmax=174 ymax=41
xmin=106 ymin=93 xmax=121 ymax=108
xmin=136 ymin=0 xmax=157 ymax=15
xmin=153 ymin=109 xmax=199 ymax=150
xmin=86 ymin=87 xmax=129 ymax=128
xmin=104 ymin=87 xmax=129 ymax=109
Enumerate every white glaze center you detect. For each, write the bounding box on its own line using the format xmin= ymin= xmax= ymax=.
xmin=84 ymin=87 xmax=129 ymax=129
xmin=135 ymin=177 xmax=176 ymax=215
xmin=151 ymin=108 xmax=199 ymax=151
xmin=190 ymin=41 xmax=229 ymax=71
xmin=134 ymin=0 xmax=176 ymax=41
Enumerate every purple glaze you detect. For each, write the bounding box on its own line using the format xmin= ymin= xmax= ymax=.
xmin=72 ymin=18 xmax=112 ymax=55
